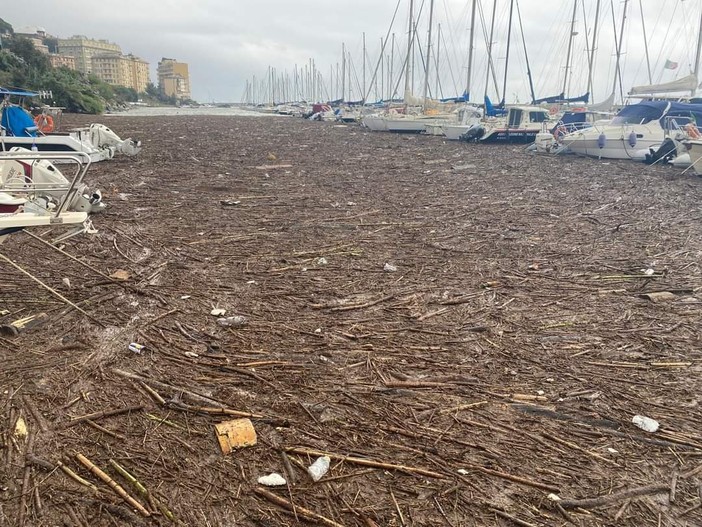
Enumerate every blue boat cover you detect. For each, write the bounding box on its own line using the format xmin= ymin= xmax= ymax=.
xmin=611 ymin=101 xmax=702 ymax=126
xmin=533 ymin=92 xmax=589 ymax=105
xmin=1 ymin=106 xmax=38 ymax=136
xmin=484 ymin=96 xmax=507 ymax=117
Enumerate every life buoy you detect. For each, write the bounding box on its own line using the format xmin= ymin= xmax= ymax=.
xmin=34 ymin=114 xmax=54 ymax=133
xmin=685 ymin=123 xmax=701 ymax=140
xmin=549 ymin=106 xmax=559 ymax=115
xmin=553 ymin=123 xmax=568 ymax=140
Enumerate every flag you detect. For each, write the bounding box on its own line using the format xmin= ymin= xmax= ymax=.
xmin=664 ymin=59 xmax=679 ymax=70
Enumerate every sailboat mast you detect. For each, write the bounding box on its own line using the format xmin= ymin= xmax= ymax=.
xmin=405 ymin=0 xmax=414 ymax=96
xmin=362 ymin=32 xmax=367 ymax=102
xmin=562 ymin=0 xmax=578 ymax=99
xmin=694 ymin=8 xmax=702 ymax=96
xmin=501 ymin=0 xmax=515 ymax=106
xmin=422 ymin=0 xmax=435 ymax=103
xmin=466 ymin=0 xmax=477 ymax=100
xmin=587 ymin=0 xmax=601 ymax=101
xmin=638 ymin=0 xmax=652 ymax=84
xmin=390 ymin=33 xmax=395 ymax=100
xmin=435 ymin=23 xmax=441 ymax=98
xmin=484 ymin=0 xmax=500 ymax=103
xmin=341 ymin=43 xmax=346 ymax=102
xmin=612 ymin=0 xmax=628 ymax=103
xmin=516 ymin=0 xmax=536 ymax=104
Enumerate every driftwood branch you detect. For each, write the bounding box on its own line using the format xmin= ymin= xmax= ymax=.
xmin=560 ymin=484 xmax=669 ymax=509
xmin=253 ymin=487 xmax=345 ymax=527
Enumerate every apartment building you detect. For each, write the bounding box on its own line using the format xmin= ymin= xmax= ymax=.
xmin=157 ymin=58 xmax=191 ymax=100
xmin=49 ymin=54 xmax=76 ymax=70
xmin=57 ymin=35 xmax=121 ymax=74
xmin=91 ymin=53 xmax=150 ymax=93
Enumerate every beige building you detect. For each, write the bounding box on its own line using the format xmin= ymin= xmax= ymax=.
xmin=49 ymin=53 xmax=76 ymax=70
xmin=157 ymin=58 xmax=191 ymax=100
xmin=57 ymin=35 xmax=121 ymax=75
xmin=15 ymin=27 xmax=49 ymax=54
xmin=92 ymin=53 xmax=150 ymax=93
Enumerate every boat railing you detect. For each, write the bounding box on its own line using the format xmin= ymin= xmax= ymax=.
xmin=0 ymin=151 xmax=92 ymax=218
xmin=661 ymin=116 xmax=697 ymax=140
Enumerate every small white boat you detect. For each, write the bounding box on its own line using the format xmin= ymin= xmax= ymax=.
xmin=562 ymin=101 xmax=702 ymax=160
xmin=467 ymin=106 xmax=551 ymax=144
xmin=440 ymin=106 xmax=484 ymax=140
xmin=1 ymin=103 xmax=141 ymax=162
xmin=0 ymin=148 xmax=104 ymax=242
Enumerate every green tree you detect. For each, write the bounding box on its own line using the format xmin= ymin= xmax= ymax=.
xmin=0 ymin=18 xmax=13 ymax=35
xmin=145 ymin=82 xmax=159 ymax=97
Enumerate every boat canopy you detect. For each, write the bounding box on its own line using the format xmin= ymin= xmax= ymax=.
xmin=0 ymin=87 xmax=40 ymax=97
xmin=533 ymin=92 xmax=590 ymax=105
xmin=610 ymin=101 xmax=702 ymax=126
xmin=0 ymin=106 xmax=38 ymax=136
xmin=441 ymin=90 xmax=469 ymax=103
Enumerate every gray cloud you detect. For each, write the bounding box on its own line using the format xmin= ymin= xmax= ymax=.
xmin=4 ymin=0 xmax=700 ymax=103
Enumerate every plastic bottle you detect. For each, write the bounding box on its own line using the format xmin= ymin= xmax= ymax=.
xmin=632 ymin=415 xmax=659 ymax=433
xmin=307 ymin=456 xmax=331 ymax=482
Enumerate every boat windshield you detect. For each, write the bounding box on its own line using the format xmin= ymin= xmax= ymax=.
xmin=611 ymin=103 xmax=665 ymax=125
xmin=529 ymin=111 xmax=548 ymax=123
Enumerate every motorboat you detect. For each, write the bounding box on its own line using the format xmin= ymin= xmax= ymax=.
xmin=559 ymin=101 xmax=702 ymax=160
xmin=533 ymin=109 xmax=614 ymax=154
xmin=0 ymin=148 xmax=105 ymax=243
xmin=439 ymin=105 xmax=485 ymax=140
xmin=462 ymin=105 xmax=551 ymax=144
xmin=1 ymin=88 xmax=141 ymax=162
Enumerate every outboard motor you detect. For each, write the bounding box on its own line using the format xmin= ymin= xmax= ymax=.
xmin=88 ymin=123 xmax=142 ymax=157
xmin=460 ymin=125 xmax=485 ymax=142
xmin=644 ymin=138 xmax=678 ymax=165
xmin=3 ymin=148 xmax=106 ymax=214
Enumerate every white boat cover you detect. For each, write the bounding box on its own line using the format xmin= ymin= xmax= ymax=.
xmin=629 ymin=74 xmax=699 ymax=95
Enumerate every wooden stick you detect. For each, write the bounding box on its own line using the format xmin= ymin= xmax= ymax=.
xmin=66 ymin=405 xmax=143 ymax=428
xmin=84 ymin=419 xmax=127 ymax=440
xmin=23 ymin=230 xmax=125 ymax=285
xmin=21 ymin=396 xmax=48 ymax=433
xmin=109 ymin=460 xmax=175 ymax=521
xmin=18 ymin=430 xmax=36 ymax=527
xmin=139 ymin=381 xmax=166 ymax=405
xmin=0 ymin=250 xmax=104 ymax=326
xmin=329 ymin=294 xmax=394 ymax=312
xmin=491 ymin=508 xmax=538 ymax=527
xmin=253 ymin=487 xmax=345 ymax=527
xmin=75 ymin=453 xmax=150 ymax=517
xmin=167 ymin=402 xmax=263 ymax=419
xmin=467 ymin=464 xmax=559 ymax=493
xmin=541 ymin=431 xmax=620 ymax=466
xmin=26 ymin=454 xmax=98 ymax=492
xmin=285 ymin=447 xmax=446 ymax=479
xmin=389 ymin=488 xmax=405 ymax=526
xmin=560 ymin=484 xmax=669 ymax=509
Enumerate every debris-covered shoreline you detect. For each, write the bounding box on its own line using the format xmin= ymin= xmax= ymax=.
xmin=1 ymin=113 xmax=702 ymax=526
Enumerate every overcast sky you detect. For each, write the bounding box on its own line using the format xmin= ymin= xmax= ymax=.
xmin=3 ymin=0 xmax=701 ymax=104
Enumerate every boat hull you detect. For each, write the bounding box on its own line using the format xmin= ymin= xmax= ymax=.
xmin=479 ymin=129 xmax=541 ymax=144
xmin=384 ymin=119 xmax=427 ymax=133
xmin=0 ymin=135 xmax=105 ymax=162
xmin=361 ymin=116 xmax=387 ymax=131
xmin=689 ymin=140 xmax=702 ymax=175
